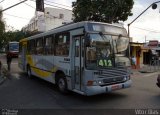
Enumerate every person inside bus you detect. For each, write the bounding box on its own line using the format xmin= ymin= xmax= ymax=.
xmin=6 ymin=53 xmax=12 ymax=71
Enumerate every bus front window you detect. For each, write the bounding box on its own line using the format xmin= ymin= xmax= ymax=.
xmin=112 ymin=35 xmax=129 ymax=53
xmin=112 ymin=35 xmax=130 ymax=67
xmin=85 ymin=33 xmax=113 ymax=69
xmin=9 ymin=43 xmax=19 ymax=51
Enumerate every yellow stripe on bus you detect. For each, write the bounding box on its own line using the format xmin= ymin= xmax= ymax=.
xmin=27 ymin=55 xmax=57 ymax=77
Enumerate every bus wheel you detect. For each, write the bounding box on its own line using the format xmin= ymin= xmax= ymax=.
xmin=27 ymin=66 xmax=32 ymax=78
xmin=57 ymin=74 xmax=68 ymax=93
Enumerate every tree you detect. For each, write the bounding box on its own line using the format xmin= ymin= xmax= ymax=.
xmin=0 ymin=10 xmax=5 ymax=34
xmin=72 ymin=0 xmax=134 ymax=23
xmin=0 ymin=9 xmax=5 ymax=50
xmin=2 ymin=30 xmax=25 ymax=47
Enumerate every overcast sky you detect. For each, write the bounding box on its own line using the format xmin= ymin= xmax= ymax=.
xmin=0 ymin=0 xmax=160 ymax=43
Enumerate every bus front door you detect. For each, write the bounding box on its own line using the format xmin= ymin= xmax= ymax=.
xmin=74 ymin=36 xmax=84 ymax=91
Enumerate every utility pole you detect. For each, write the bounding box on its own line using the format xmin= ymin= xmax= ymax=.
xmin=0 ymin=0 xmax=28 ymax=12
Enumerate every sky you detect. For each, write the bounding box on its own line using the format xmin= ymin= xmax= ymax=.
xmin=0 ymin=0 xmax=160 ymax=43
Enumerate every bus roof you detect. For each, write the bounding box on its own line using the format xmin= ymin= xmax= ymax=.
xmin=23 ymin=21 xmax=126 ymax=41
xmin=9 ymin=41 xmax=19 ymax=43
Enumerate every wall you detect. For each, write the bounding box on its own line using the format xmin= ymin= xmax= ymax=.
xmin=22 ymin=7 xmax=73 ymax=32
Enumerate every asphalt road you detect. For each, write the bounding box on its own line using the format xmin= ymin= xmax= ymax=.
xmin=0 ymin=55 xmax=160 ymax=114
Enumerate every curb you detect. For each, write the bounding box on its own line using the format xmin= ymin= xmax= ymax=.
xmin=139 ymin=70 xmax=159 ymax=73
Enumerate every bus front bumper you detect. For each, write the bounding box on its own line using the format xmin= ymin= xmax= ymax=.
xmin=85 ymin=80 xmax=132 ymax=96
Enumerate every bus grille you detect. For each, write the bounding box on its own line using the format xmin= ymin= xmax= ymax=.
xmin=100 ymin=68 xmax=128 ymax=85
xmin=103 ymin=76 xmax=124 ymax=84
xmin=100 ymin=67 xmax=128 ymax=77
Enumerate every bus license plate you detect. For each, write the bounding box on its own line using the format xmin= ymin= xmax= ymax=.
xmin=111 ymin=85 xmax=120 ymax=90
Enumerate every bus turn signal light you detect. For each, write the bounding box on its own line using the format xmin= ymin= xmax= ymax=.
xmin=87 ymin=80 xmax=93 ymax=86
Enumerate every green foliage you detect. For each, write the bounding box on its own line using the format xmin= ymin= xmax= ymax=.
xmin=72 ymin=0 xmax=134 ymax=23
xmin=0 ymin=30 xmax=42 ymax=49
xmin=0 ymin=9 xmax=5 ymax=51
xmin=0 ymin=9 xmax=5 ymax=34
xmin=0 ymin=30 xmax=25 ymax=49
xmin=0 ymin=9 xmax=38 ymax=50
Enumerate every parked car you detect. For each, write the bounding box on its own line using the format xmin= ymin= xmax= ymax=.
xmin=156 ymin=74 xmax=160 ymax=88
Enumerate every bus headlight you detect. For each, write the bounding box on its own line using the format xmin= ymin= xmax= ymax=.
xmin=127 ymin=75 xmax=130 ymax=80
xmin=98 ymin=80 xmax=103 ymax=84
xmin=87 ymin=80 xmax=103 ymax=86
xmin=123 ymin=77 xmax=127 ymax=81
xmin=87 ymin=80 xmax=97 ymax=86
xmin=124 ymin=76 xmax=130 ymax=81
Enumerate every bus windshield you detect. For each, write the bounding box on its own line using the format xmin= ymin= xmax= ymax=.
xmin=9 ymin=43 xmax=19 ymax=51
xmin=85 ymin=33 xmax=129 ymax=69
xmin=112 ymin=35 xmax=129 ymax=53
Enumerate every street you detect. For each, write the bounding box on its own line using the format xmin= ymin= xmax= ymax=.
xmin=0 ymin=55 xmax=160 ymax=115
xmin=1 ymin=0 xmax=160 ymax=115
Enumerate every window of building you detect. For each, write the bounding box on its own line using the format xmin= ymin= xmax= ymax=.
xmin=59 ymin=14 xmax=64 ymax=19
xmin=35 ymin=20 xmax=38 ymax=27
xmin=32 ymin=23 xmax=34 ymax=29
xmin=33 ymin=23 xmax=34 ymax=29
xmin=55 ymin=32 xmax=70 ymax=56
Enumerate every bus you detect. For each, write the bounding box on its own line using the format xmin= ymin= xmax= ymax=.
xmin=18 ymin=21 xmax=132 ymax=96
xmin=6 ymin=41 xmax=19 ymax=57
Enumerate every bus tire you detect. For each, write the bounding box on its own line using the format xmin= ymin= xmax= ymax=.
xmin=57 ymin=74 xmax=68 ymax=93
xmin=27 ymin=65 xmax=32 ymax=78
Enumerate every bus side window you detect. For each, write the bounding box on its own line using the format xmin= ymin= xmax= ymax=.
xmin=29 ymin=40 xmax=35 ymax=54
xmin=75 ymin=39 xmax=79 ymax=57
xmin=44 ymin=35 xmax=53 ymax=55
xmin=36 ymin=38 xmax=43 ymax=55
xmin=55 ymin=32 xmax=70 ymax=56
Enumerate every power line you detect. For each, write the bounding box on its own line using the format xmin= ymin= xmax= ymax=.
xmin=30 ymin=0 xmax=72 ymax=11
xmin=19 ymin=0 xmax=35 ymax=9
xmin=4 ymin=13 xmax=30 ymax=20
xmin=131 ymin=26 xmax=160 ymax=33
xmin=0 ymin=0 xmax=5 ymax=4
xmin=44 ymin=0 xmax=72 ymax=8
xmin=44 ymin=2 xmax=72 ymax=11
xmin=1 ymin=0 xmax=28 ymax=12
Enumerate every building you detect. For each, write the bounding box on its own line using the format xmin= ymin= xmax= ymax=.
xmin=130 ymin=40 xmax=160 ymax=69
xmin=142 ymin=40 xmax=160 ymax=64
xmin=22 ymin=7 xmax=73 ymax=33
xmin=130 ymin=42 xmax=144 ymax=69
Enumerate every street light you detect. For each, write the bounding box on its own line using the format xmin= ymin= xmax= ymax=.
xmin=128 ymin=1 xmax=160 ymax=37
xmin=127 ymin=1 xmax=160 ymax=58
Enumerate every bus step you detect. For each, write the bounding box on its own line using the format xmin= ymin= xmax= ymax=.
xmin=73 ymin=89 xmax=85 ymax=95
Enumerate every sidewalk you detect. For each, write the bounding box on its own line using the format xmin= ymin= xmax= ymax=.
xmin=0 ymin=65 xmax=8 ymax=85
xmin=139 ymin=64 xmax=160 ymax=73
xmin=131 ymin=64 xmax=160 ymax=77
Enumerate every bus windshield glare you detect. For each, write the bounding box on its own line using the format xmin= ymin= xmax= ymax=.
xmin=85 ymin=33 xmax=129 ymax=69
